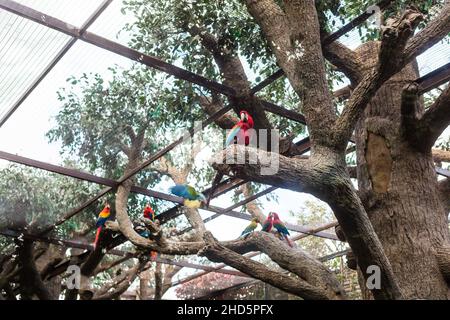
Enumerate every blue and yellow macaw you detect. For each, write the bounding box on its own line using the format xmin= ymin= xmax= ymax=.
xmin=239 ymin=218 xmax=259 ymax=239
xmin=170 ymin=184 xmax=206 ymax=208
xmin=93 ymin=203 xmax=111 ymax=249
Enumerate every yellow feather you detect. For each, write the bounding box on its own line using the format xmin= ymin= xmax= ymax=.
xmin=99 ymin=209 xmax=110 ymax=218
xmin=184 ymin=199 xmax=202 ymax=208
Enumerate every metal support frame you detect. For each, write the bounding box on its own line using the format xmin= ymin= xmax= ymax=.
xmin=0 ymin=0 xmax=449 ymax=296
xmin=0 ymin=0 xmax=113 ymax=128
xmin=0 ymin=0 xmax=305 ymax=127
xmin=0 ymin=150 xmax=338 ymax=240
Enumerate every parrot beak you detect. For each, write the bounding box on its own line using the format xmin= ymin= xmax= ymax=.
xmin=240 ymin=112 xmax=247 ymax=122
xmin=199 ymin=193 xmax=207 ymax=203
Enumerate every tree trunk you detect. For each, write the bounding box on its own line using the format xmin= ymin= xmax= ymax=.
xmin=354 ymin=42 xmax=450 ymax=299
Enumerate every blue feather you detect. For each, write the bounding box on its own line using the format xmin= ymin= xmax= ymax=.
xmin=96 ymin=217 xmax=108 ymax=228
xmin=226 ymin=124 xmax=242 ymax=146
xmin=273 ymin=222 xmax=290 ymax=236
xmin=170 ymin=184 xmax=204 ymax=201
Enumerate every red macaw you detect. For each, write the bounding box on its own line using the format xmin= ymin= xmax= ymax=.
xmin=271 ymin=212 xmax=293 ymax=247
xmin=143 ymin=203 xmax=158 ymax=261
xmin=143 ymin=203 xmax=155 ymax=221
xmin=93 ymin=203 xmax=111 ymax=249
xmin=261 ymin=214 xmax=273 ymax=232
xmin=226 ymin=110 xmax=255 ymax=146
xmin=206 ymin=110 xmax=255 ymax=208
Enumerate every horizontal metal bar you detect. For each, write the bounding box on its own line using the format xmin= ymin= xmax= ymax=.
xmin=0 ymin=0 xmax=236 ymax=97
xmin=0 ymin=149 xmax=340 ymax=238
xmin=417 ymin=62 xmax=450 ymax=94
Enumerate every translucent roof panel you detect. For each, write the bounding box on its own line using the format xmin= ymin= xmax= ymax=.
xmin=87 ymin=0 xmax=138 ymax=46
xmin=0 ymin=40 xmax=133 ymax=166
xmin=0 ymin=9 xmax=71 ymax=119
xmin=15 ymin=0 xmax=105 ymax=27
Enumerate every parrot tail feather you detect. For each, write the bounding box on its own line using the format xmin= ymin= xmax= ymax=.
xmin=285 ymin=235 xmax=293 ymax=248
xmin=93 ymin=226 xmax=102 ymax=250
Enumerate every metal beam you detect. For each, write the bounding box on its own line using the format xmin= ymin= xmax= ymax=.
xmin=0 ymin=0 xmax=305 ymax=125
xmin=0 ymin=149 xmax=340 ymax=239
xmin=0 ymin=0 xmax=113 ymax=128
xmin=0 ymin=0 xmax=235 ymax=97
xmin=417 ymin=62 xmax=450 ymax=94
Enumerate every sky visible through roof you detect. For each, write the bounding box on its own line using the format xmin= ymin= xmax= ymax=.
xmin=0 ymin=0 xmax=449 ymax=299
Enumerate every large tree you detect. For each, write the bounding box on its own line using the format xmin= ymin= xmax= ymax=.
xmin=2 ymin=0 xmax=450 ymax=300
xmin=114 ymin=0 xmax=450 ymax=299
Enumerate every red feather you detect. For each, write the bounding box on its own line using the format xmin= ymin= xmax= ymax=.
xmin=93 ymin=226 xmax=102 ymax=249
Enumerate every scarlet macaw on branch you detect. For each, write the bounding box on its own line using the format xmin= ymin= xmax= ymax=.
xmin=206 ymin=110 xmax=254 ymax=207
xmin=261 ymin=213 xmax=273 ymax=232
xmin=142 ymin=203 xmax=158 ymax=261
xmin=271 ymin=212 xmax=293 ymax=247
xmin=93 ymin=203 xmax=111 ymax=249
xmin=225 ymin=110 xmax=255 ymax=146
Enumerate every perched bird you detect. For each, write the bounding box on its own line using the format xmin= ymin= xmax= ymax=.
xmin=143 ymin=203 xmax=155 ymax=221
xmin=170 ymin=184 xmax=206 ymax=209
xmin=225 ymin=110 xmax=255 ymax=146
xmin=271 ymin=212 xmax=293 ymax=247
xmin=261 ymin=214 xmax=274 ymax=232
xmin=239 ymin=218 xmax=259 ymax=239
xmin=93 ymin=203 xmax=111 ymax=249
xmin=207 ymin=111 xmax=254 ymax=207
xmin=142 ymin=203 xmax=158 ymax=261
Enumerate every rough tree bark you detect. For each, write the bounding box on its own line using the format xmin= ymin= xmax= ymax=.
xmin=354 ymin=42 xmax=450 ymax=299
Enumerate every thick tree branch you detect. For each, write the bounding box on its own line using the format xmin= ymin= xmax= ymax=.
xmin=333 ymin=8 xmax=424 ymax=149
xmin=225 ymin=232 xmax=346 ymax=299
xmin=438 ymin=178 xmax=450 ymax=213
xmin=323 ymin=40 xmax=364 ymax=84
xmin=414 ymin=85 xmax=450 ymax=149
xmin=433 ymin=149 xmax=450 ymax=164
xmin=211 ymin=145 xmax=403 ymax=299
xmin=17 ymin=240 xmax=54 ymax=300
xmin=247 ymin=0 xmax=336 ymax=145
xmin=435 ymin=245 xmax=450 ymax=283
xmin=199 ymin=232 xmax=330 ymax=300
xmin=403 ymin=1 xmax=450 ymax=62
